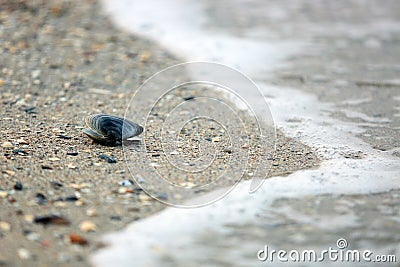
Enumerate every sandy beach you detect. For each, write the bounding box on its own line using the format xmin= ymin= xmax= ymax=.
xmin=0 ymin=1 xmax=320 ymax=266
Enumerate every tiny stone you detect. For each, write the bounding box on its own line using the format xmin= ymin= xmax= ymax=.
xmin=14 ymin=182 xmax=23 ymax=190
xmin=24 ymin=107 xmax=37 ymax=114
xmin=35 ymin=193 xmax=47 ymax=205
xmin=34 ymin=215 xmax=70 ymax=225
xmin=223 ymin=148 xmax=232 ymax=154
xmin=41 ymin=165 xmax=53 ymax=170
xmin=1 ymin=141 xmax=13 ymax=148
xmin=183 ymin=96 xmax=195 ymax=101
xmin=58 ymin=135 xmax=72 ymax=140
xmin=0 ymin=221 xmax=11 ymax=232
xmin=0 ymin=191 xmax=8 ymax=198
xmin=13 ymin=149 xmax=29 ymax=156
xmin=75 ymin=200 xmax=84 ymax=206
xmin=110 ymin=215 xmax=122 ymax=221
xmin=4 ymin=170 xmax=16 ymax=176
xmin=66 ymin=151 xmax=78 ymax=156
xmin=140 ymin=51 xmax=151 ymax=62
xmin=118 ymin=187 xmax=127 ymax=194
xmin=86 ymin=208 xmax=97 ymax=217
xmin=64 ymin=196 xmax=79 ymax=202
xmin=31 ymin=70 xmax=41 ymax=79
xmin=50 ymin=181 xmax=63 ymax=189
xmin=98 ymin=154 xmax=117 ymax=163
xmin=17 ymin=138 xmax=29 ymax=145
xmin=80 ymin=221 xmax=96 ymax=232
xmin=49 ymin=157 xmax=60 ymax=162
xmin=69 ymin=234 xmax=88 ymax=246
xmin=212 ymin=137 xmax=221 ymax=142
xmin=26 ymin=232 xmax=40 ymax=241
xmin=241 ymin=143 xmax=250 ymax=149
xmin=24 ymin=214 xmax=34 ymax=223
xmin=17 ymin=248 xmax=31 ymax=260
xmin=67 ymin=163 xmax=77 ymax=169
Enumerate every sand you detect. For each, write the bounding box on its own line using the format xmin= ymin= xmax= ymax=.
xmin=0 ymin=1 xmax=320 ymax=266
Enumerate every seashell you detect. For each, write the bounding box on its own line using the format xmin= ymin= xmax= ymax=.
xmin=82 ymin=114 xmax=143 ymax=146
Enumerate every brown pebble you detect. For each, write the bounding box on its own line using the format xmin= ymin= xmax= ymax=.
xmin=69 ymin=234 xmax=88 ymax=245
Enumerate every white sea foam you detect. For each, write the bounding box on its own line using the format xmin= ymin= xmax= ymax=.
xmin=92 ymin=0 xmax=400 ymax=266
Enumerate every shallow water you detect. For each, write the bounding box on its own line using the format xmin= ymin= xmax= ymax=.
xmin=92 ymin=0 xmax=400 ymax=266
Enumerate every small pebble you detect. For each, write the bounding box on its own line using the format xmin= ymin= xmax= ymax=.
xmin=212 ymin=137 xmax=221 ymax=142
xmin=24 ymin=214 xmax=34 ymax=223
xmin=110 ymin=215 xmax=121 ymax=221
xmin=224 ymin=148 xmax=232 ymax=154
xmin=17 ymin=248 xmax=31 ymax=260
xmin=57 ymin=135 xmax=72 ymax=140
xmin=98 ymin=154 xmax=117 ymax=163
xmin=140 ymin=51 xmax=151 ymax=62
xmin=34 ymin=215 xmax=70 ymax=225
xmin=69 ymin=234 xmax=88 ymax=245
xmin=118 ymin=187 xmax=128 ymax=194
xmin=31 ymin=70 xmax=41 ymax=79
xmin=26 ymin=232 xmax=40 ymax=241
xmin=75 ymin=200 xmax=84 ymax=206
xmin=0 ymin=191 xmax=8 ymax=198
xmin=14 ymin=182 xmax=23 ymax=190
xmin=1 ymin=141 xmax=13 ymax=148
xmin=183 ymin=96 xmax=195 ymax=101
xmin=35 ymin=193 xmax=47 ymax=205
xmin=86 ymin=208 xmax=97 ymax=217
xmin=49 ymin=157 xmax=60 ymax=162
xmin=67 ymin=163 xmax=77 ymax=169
xmin=50 ymin=181 xmax=63 ymax=189
xmin=80 ymin=221 xmax=96 ymax=232
xmin=4 ymin=170 xmax=15 ymax=176
xmin=66 ymin=151 xmax=78 ymax=156
xmin=13 ymin=149 xmax=29 ymax=156
xmin=41 ymin=165 xmax=53 ymax=170
xmin=0 ymin=221 xmax=11 ymax=232
xmin=17 ymin=138 xmax=29 ymax=145
xmin=241 ymin=143 xmax=250 ymax=149
xmin=24 ymin=107 xmax=37 ymax=114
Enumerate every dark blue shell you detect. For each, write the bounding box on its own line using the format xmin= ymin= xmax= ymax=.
xmin=82 ymin=114 xmax=143 ymax=145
